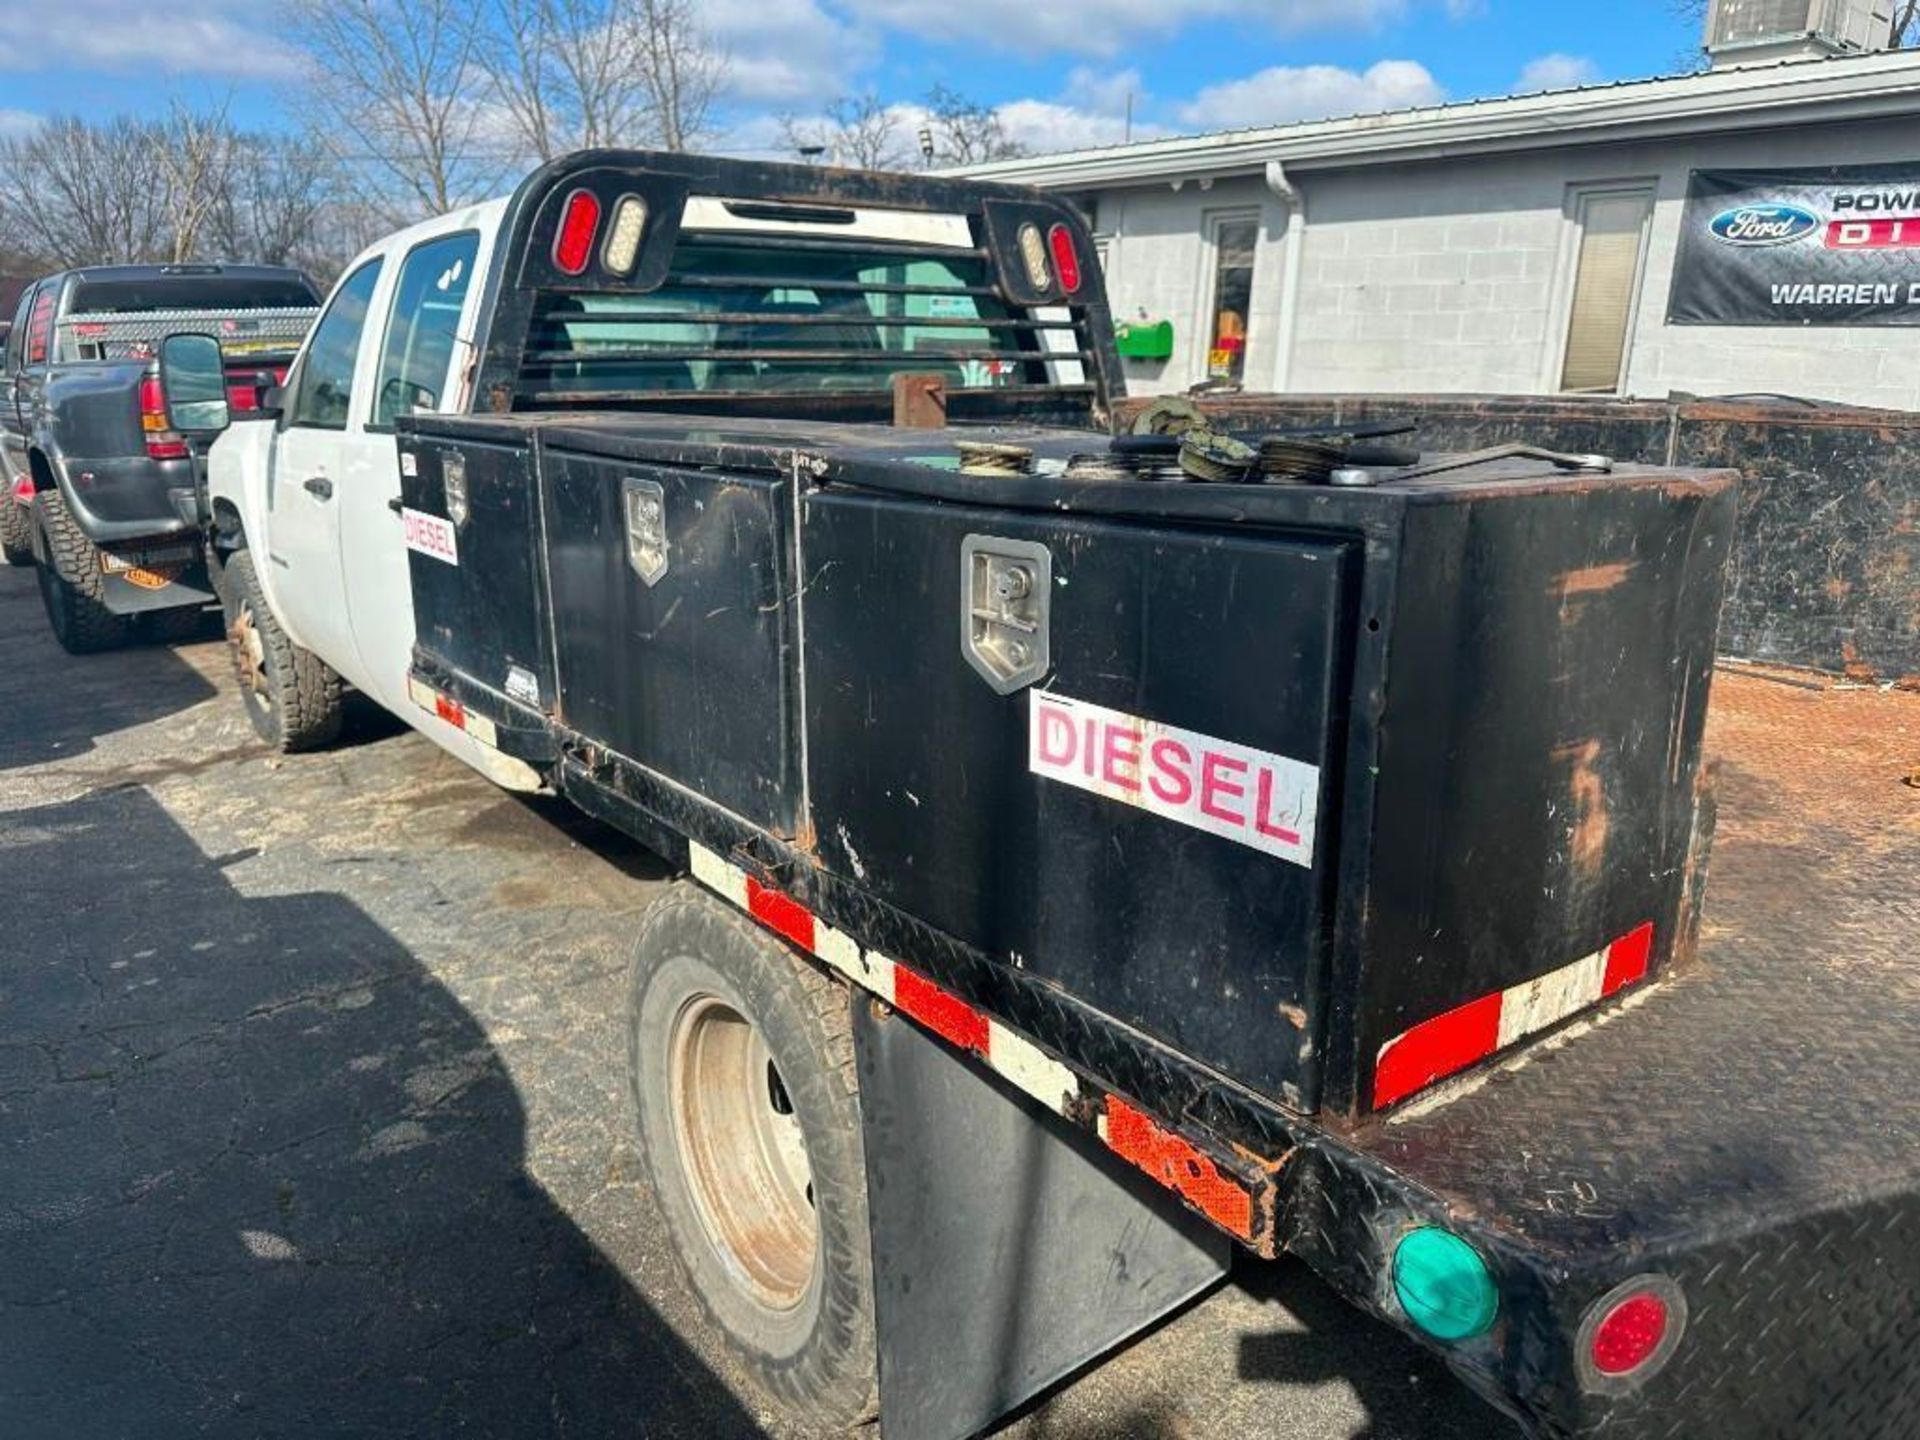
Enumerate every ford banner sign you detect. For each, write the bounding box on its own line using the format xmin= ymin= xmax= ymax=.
xmin=1671 ymin=165 xmax=1920 ymax=326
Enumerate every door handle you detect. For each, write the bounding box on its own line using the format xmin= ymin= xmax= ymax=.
xmin=303 ymin=476 xmax=333 ymax=500
xmin=387 ymin=496 xmax=404 ymax=515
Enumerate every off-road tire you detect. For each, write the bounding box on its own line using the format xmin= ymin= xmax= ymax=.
xmin=31 ymin=489 xmax=130 ymax=654
xmin=628 ymin=883 xmax=879 ymax=1428
xmin=221 ymin=547 xmax=342 ymax=751
xmin=0 ymin=496 xmax=31 ymax=566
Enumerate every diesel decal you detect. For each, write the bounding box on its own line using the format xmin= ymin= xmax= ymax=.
xmin=1028 ymin=691 xmax=1318 ymax=868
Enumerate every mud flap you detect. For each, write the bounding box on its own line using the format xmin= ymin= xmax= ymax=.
xmin=853 ymin=1000 xmax=1229 ymax=1440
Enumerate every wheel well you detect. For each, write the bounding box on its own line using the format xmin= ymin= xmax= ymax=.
xmin=211 ymin=499 xmax=246 ymax=549
xmin=27 ymin=449 xmax=55 ymax=493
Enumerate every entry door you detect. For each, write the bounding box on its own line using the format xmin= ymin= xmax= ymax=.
xmin=340 ymin=229 xmax=483 ymax=714
xmin=267 ymin=258 xmax=384 ymax=683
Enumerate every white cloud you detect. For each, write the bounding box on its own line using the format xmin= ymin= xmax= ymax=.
xmin=0 ymin=109 xmax=40 ymax=139
xmin=1515 ymin=53 xmax=1601 ymax=93
xmin=1177 ymin=59 xmax=1445 ymax=130
xmin=701 ymin=0 xmax=879 ymax=105
xmin=0 ymin=0 xmax=301 ymax=80
xmin=995 ymin=99 xmax=1169 ymax=154
xmin=1061 ymin=66 xmax=1146 ymax=117
xmin=837 ymin=0 xmax=1415 ymax=58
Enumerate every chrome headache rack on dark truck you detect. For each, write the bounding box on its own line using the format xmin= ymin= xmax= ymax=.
xmin=264 ymin=150 xmax=1913 ymax=1440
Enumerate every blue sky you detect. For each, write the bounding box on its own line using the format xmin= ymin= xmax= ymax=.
xmin=0 ymin=0 xmax=1702 ymax=155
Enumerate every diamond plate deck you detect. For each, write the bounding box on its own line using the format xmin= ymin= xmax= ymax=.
xmin=1343 ymin=673 xmax=1920 ymax=1436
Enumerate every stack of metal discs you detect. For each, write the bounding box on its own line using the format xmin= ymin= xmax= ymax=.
xmin=1064 ymin=451 xmax=1186 ymax=482
xmin=1257 ymin=434 xmax=1354 ymax=484
xmin=955 ymin=441 xmax=1035 ymax=476
xmin=1178 ymin=430 xmax=1257 ymax=483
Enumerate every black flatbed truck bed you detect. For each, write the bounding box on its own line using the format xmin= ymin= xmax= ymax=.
xmin=358 ymin=151 xmax=1920 ymax=1440
xmin=391 ymin=405 xmax=1919 ymax=1439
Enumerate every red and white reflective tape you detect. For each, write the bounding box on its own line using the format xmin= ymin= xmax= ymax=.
xmin=407 ymin=676 xmax=499 ymax=749
xmin=686 ymin=840 xmax=1265 ymax=1245
xmin=1373 ymin=922 xmax=1655 ymax=1109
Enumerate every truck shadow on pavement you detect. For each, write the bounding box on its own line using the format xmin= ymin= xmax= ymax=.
xmin=0 ymin=785 xmax=764 ymax=1439
xmin=0 ymin=568 xmax=220 ymax=773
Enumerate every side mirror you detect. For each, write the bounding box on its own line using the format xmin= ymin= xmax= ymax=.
xmin=158 ymin=333 xmax=230 ymax=436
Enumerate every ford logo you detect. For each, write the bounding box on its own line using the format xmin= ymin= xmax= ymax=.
xmin=1709 ymin=203 xmax=1821 ymax=246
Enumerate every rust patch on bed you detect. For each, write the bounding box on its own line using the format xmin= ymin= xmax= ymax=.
xmin=1555 ymin=738 xmax=1610 ymax=877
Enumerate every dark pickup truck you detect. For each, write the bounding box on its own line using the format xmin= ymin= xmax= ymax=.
xmin=1 ymin=262 xmax=318 ymax=651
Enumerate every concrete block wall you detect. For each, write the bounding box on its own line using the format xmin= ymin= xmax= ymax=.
xmin=1085 ymin=114 xmax=1920 ymax=410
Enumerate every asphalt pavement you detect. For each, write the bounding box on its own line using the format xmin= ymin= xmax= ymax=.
xmin=0 ymin=561 xmax=1516 ymax=1440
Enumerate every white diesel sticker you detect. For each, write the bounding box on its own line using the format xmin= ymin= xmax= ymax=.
xmin=402 ymin=508 xmax=459 ymax=566
xmin=1029 ymin=691 xmax=1319 ymax=867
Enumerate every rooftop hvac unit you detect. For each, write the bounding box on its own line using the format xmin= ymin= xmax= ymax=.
xmin=1706 ymin=0 xmax=1895 ymax=63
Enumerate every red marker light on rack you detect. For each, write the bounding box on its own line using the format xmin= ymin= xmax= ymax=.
xmin=1047 ymin=223 xmax=1082 ymax=293
xmin=552 ymin=188 xmax=602 ymax=275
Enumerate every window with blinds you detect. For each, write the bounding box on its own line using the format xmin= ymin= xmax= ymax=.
xmin=1559 ymin=188 xmax=1654 ymax=395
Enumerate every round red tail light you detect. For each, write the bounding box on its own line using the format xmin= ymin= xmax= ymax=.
xmin=1591 ymin=1293 xmax=1667 ymax=1374
xmin=551 ymin=188 xmax=602 ymax=276
xmin=1577 ymin=1276 xmax=1686 ymax=1392
xmin=1047 ymin=222 xmax=1082 ymax=293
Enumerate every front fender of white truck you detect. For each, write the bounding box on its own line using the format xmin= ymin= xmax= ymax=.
xmin=204 ymin=417 xmax=319 ymax=651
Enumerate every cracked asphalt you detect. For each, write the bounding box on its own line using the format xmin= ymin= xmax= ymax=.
xmin=0 ymin=562 xmax=1513 ymax=1440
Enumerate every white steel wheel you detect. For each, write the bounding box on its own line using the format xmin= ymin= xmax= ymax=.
xmin=666 ymin=993 xmax=820 ymax=1311
xmin=628 ymin=882 xmax=878 ymax=1426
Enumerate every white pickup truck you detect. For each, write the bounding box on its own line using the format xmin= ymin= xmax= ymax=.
xmin=154 ymin=151 xmax=1895 ymax=1440
xmin=185 ymin=202 xmax=535 ymax=782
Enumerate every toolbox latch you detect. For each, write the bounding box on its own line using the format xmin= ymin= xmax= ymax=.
xmin=623 ymin=477 xmax=668 ymax=585
xmin=961 ymin=535 xmax=1051 ymax=694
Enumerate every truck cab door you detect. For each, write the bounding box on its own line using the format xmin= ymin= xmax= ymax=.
xmin=339 ymin=228 xmax=484 ymax=716
xmin=1 ymin=281 xmax=39 ymax=481
xmin=262 ymin=258 xmax=383 ymax=688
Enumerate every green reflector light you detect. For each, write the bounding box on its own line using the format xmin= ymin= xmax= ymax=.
xmin=1393 ymin=1227 xmax=1499 ymax=1342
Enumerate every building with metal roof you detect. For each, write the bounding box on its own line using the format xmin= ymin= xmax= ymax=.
xmin=961 ymin=15 xmax=1920 ymax=409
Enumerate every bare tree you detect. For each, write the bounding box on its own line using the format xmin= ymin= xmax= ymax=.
xmin=481 ymin=0 xmax=658 ymax=160
xmin=923 ymin=85 xmax=1024 ymax=167
xmin=779 ymin=95 xmax=910 ymax=170
xmin=635 ymin=0 xmax=722 ymax=152
xmin=207 ymin=132 xmax=343 ymax=270
xmin=285 ymin=0 xmax=500 ymax=221
xmin=157 ymin=99 xmax=238 ymax=263
xmin=0 ymin=116 xmax=175 ymax=267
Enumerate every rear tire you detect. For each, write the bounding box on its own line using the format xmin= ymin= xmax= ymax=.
xmin=32 ymin=489 xmax=130 ymax=654
xmin=0 ymin=496 xmax=30 ymax=566
xmin=628 ymin=882 xmax=879 ymax=1428
xmin=221 ymin=548 xmax=342 ymax=752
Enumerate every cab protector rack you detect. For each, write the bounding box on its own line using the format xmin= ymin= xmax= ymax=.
xmin=468 ymin=149 xmax=1121 ymax=427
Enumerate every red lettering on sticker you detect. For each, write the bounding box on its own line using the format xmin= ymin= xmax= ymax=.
xmin=1104 ymin=1097 xmax=1254 ymax=1241
xmin=893 ymin=967 xmax=990 ymax=1056
xmin=1147 ymin=738 xmax=1193 ymax=805
xmin=745 ymin=878 xmax=816 ymax=953
xmin=1081 ymin=718 xmax=1098 ymax=777
xmin=1102 ymin=726 xmax=1143 ymax=793
xmin=1255 ymin=767 xmax=1303 ymax=846
xmin=1199 ymin=753 xmax=1247 ymax=825
xmin=1037 ymin=704 xmax=1076 ymax=766
xmin=1373 ymin=991 xmax=1505 ymax=1109
xmin=1602 ymin=921 xmax=1654 ymax=996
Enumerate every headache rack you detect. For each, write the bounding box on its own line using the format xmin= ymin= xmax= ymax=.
xmin=57 ymin=306 xmax=319 ymax=363
xmin=474 ymin=150 xmax=1123 ymax=426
